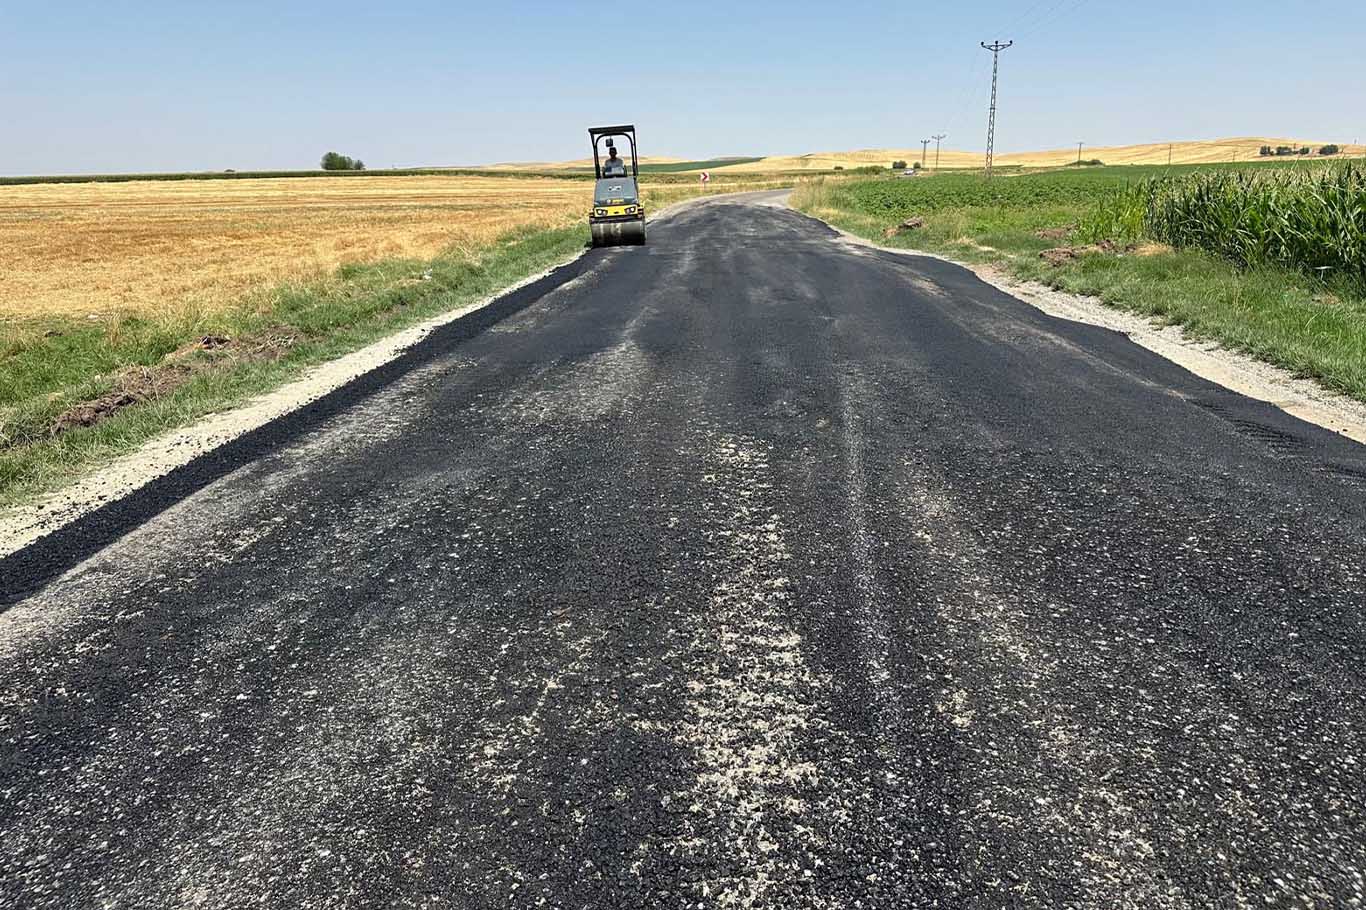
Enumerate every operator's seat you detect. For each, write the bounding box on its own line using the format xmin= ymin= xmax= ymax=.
xmin=603 ymin=160 xmax=627 ymax=177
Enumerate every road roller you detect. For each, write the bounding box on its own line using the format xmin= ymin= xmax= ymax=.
xmin=588 ymin=125 xmax=646 ymax=247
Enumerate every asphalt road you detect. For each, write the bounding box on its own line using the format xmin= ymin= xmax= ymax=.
xmin=4 ymin=192 xmax=1366 ymax=909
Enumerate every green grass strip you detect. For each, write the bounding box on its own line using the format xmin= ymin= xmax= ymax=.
xmin=0 ymin=225 xmax=587 ymax=508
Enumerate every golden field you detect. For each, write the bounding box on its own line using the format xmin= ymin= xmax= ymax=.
xmin=987 ymin=137 xmax=1366 ymax=168
xmin=501 ymin=137 xmax=1364 ymax=173
xmin=485 ymin=155 xmax=689 ymax=171
xmin=712 ymin=137 xmax=1366 ymax=171
xmin=0 ymin=175 xmax=602 ymax=319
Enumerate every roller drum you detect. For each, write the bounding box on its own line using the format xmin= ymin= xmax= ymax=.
xmin=591 ymin=218 xmax=646 ymax=248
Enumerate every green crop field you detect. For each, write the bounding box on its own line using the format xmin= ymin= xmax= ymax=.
xmin=835 ymin=159 xmax=1361 ymax=219
xmin=792 ymin=159 xmax=1366 ymax=402
xmin=840 ymin=169 xmax=1124 ymax=215
xmin=1084 ymin=165 xmax=1365 ymax=286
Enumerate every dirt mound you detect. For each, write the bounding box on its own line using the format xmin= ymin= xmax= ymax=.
xmin=50 ymin=364 xmax=195 ymax=435
xmin=1133 ymin=242 xmax=1173 ymax=257
xmin=1040 ymin=240 xmax=1128 ymax=266
xmin=46 ymin=333 xmax=296 ymax=438
xmin=884 ymin=217 xmax=925 ymax=238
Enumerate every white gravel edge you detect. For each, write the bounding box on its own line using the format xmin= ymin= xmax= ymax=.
xmin=0 ymin=192 xmax=759 ymax=559
xmin=0 ymin=257 xmax=577 ymax=558
xmin=809 ymin=212 xmax=1366 ymax=449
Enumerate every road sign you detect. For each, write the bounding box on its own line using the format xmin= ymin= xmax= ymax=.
xmin=700 ymin=171 xmax=711 ymax=184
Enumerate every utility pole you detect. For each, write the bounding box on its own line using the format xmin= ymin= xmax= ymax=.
xmin=921 ymin=138 xmax=931 ymax=169
xmin=932 ymin=133 xmax=947 ymax=170
xmin=1077 ymin=141 xmax=1084 ymax=166
xmin=981 ymin=40 xmax=1013 ymax=178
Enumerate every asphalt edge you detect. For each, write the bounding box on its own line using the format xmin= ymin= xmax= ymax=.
xmin=788 ymin=203 xmax=1366 ymax=449
xmin=0 ymin=189 xmax=766 ymax=568
xmin=0 ymin=188 xmax=795 ymax=599
xmin=0 ymin=247 xmax=616 ymax=601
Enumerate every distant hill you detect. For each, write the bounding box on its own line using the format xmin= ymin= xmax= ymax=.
xmin=483 ymin=155 xmax=763 ymax=173
xmin=483 ymin=155 xmax=692 ymax=171
xmin=481 ymin=138 xmax=1364 ymax=174
xmin=715 ymin=138 xmax=1365 ymax=172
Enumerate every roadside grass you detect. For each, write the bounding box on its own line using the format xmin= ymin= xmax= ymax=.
xmin=791 ymin=169 xmax=1366 ymax=402
xmin=0 ymin=225 xmax=587 ymax=506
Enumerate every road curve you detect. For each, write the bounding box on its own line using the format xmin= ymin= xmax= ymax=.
xmin=3 ymin=192 xmax=1366 ymax=909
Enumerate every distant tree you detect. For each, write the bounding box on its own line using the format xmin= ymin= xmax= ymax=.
xmin=1320 ymin=144 xmax=1341 ymax=156
xmin=891 ymin=160 xmax=908 ymax=170
xmin=833 ymin=165 xmax=844 ymax=171
xmin=1299 ymin=146 xmax=1311 ymax=156
xmin=912 ymin=161 xmax=922 ymax=170
xmin=1259 ymin=145 xmax=1273 ymax=157
xmin=1275 ymin=146 xmax=1295 ymax=157
xmin=320 ymin=151 xmax=364 ymax=171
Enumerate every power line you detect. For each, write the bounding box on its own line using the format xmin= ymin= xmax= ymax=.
xmin=1015 ymin=0 xmax=1069 ymax=37
xmin=921 ymin=138 xmax=931 ymax=168
xmin=1005 ymin=0 xmax=1054 ymax=31
xmin=944 ymin=49 xmax=988 ymax=135
xmin=981 ymin=40 xmax=1013 ymax=178
xmin=932 ymin=133 xmax=947 ymax=170
xmin=1017 ymin=0 xmax=1088 ymax=41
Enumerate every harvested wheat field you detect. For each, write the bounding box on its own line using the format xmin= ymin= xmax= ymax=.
xmin=0 ymin=175 xmax=596 ymax=319
xmin=483 ymin=155 xmax=690 ymax=171
xmin=709 ymin=137 xmax=1366 ymax=172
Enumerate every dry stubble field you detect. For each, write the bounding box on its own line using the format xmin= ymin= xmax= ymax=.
xmin=0 ymin=175 xmax=606 ymax=319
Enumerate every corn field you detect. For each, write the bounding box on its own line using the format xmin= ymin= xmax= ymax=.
xmin=1084 ymin=165 xmax=1366 ymax=286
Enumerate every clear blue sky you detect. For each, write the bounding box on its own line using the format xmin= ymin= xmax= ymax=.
xmin=4 ymin=0 xmax=1364 ymax=175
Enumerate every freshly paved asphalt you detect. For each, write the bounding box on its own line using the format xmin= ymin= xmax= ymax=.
xmin=4 ymin=193 xmax=1366 ymax=909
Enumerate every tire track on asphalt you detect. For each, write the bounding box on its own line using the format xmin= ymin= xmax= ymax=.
xmin=661 ymin=431 xmax=833 ymax=909
xmin=893 ymin=452 xmax=1193 ymax=908
xmin=937 ymin=448 xmax=1366 ymax=908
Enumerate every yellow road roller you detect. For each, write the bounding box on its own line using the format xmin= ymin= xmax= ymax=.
xmin=588 ymin=124 xmax=646 ymax=247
